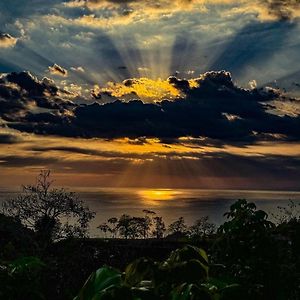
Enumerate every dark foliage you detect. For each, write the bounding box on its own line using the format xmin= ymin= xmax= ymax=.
xmin=2 ymin=170 xmax=95 ymax=245
xmin=212 ymin=199 xmax=299 ymax=300
xmin=0 ymin=214 xmax=37 ymax=260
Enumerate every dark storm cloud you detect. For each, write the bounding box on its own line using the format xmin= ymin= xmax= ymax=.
xmin=199 ymin=152 xmax=300 ymax=179
xmin=5 ymin=72 xmax=58 ymax=96
xmin=0 ymin=133 xmax=22 ymax=144
xmin=264 ymin=0 xmax=300 ymax=20
xmin=0 ymin=155 xmax=58 ymax=167
xmin=2 ymin=70 xmax=300 ymax=145
xmin=0 ymin=71 xmax=75 ymax=121
xmin=0 ymin=154 xmax=135 ymax=179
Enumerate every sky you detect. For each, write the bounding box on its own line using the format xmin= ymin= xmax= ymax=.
xmin=0 ymin=0 xmax=300 ymax=190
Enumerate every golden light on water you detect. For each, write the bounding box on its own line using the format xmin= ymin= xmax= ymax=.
xmin=137 ymin=189 xmax=183 ymax=205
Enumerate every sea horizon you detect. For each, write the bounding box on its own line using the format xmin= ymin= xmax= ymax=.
xmin=1 ymin=185 xmax=300 ymax=192
xmin=1 ymin=187 xmax=299 ymax=236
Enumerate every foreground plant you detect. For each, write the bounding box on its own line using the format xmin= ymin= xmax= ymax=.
xmin=74 ymin=245 xmax=239 ymax=300
xmin=0 ymin=256 xmax=45 ymax=300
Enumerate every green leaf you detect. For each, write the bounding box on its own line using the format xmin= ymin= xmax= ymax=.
xmin=9 ymin=256 xmax=45 ymax=275
xmin=167 ymin=246 xmax=208 ymax=266
xmin=166 ymin=246 xmax=209 ymax=278
xmin=124 ymin=258 xmax=155 ymax=286
xmin=74 ymin=267 xmax=122 ymax=300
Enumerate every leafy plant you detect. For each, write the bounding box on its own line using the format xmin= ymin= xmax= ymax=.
xmin=0 ymin=256 xmax=45 ymax=300
xmin=74 ymin=266 xmax=122 ymax=300
xmin=74 ymin=246 xmax=239 ymax=300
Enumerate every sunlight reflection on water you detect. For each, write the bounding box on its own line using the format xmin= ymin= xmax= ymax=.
xmin=73 ymin=188 xmax=300 ymax=236
xmin=1 ymin=188 xmax=300 ymax=236
xmin=137 ymin=189 xmax=185 ymax=205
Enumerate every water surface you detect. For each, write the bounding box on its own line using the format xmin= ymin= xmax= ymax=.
xmin=1 ymin=188 xmax=299 ymax=236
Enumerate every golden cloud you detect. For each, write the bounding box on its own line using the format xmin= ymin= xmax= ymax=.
xmin=48 ymin=63 xmax=68 ymax=77
xmin=99 ymin=77 xmax=184 ymax=101
xmin=63 ymin=0 xmax=300 ymax=23
xmin=0 ymin=33 xmax=17 ymax=48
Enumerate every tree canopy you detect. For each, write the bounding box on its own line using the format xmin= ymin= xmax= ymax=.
xmin=2 ymin=170 xmax=95 ymax=242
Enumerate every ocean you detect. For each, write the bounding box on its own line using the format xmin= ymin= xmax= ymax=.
xmin=1 ymin=187 xmax=299 ymax=236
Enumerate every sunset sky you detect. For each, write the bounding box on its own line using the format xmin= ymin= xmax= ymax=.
xmin=0 ymin=0 xmax=300 ymax=189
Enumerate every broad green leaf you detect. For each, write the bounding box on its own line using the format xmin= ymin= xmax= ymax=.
xmin=166 ymin=246 xmax=209 ymax=278
xmin=125 ymin=258 xmax=155 ymax=286
xmin=74 ymin=267 xmax=121 ymax=300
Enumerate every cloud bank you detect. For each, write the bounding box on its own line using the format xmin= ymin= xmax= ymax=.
xmin=0 ymin=71 xmax=75 ymax=123
xmin=1 ymin=70 xmax=300 ymax=145
xmin=64 ymin=0 xmax=300 ymax=21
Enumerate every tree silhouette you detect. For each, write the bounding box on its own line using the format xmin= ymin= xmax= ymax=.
xmin=97 ymin=223 xmax=110 ymax=238
xmin=152 ymin=216 xmax=166 ymax=239
xmin=107 ymin=217 xmax=118 ymax=238
xmin=168 ymin=217 xmax=187 ymax=235
xmin=2 ymin=170 xmax=95 ymax=243
xmin=189 ymin=216 xmax=216 ymax=239
xmin=117 ymin=214 xmax=133 ymax=239
xmin=139 ymin=210 xmax=156 ymax=238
